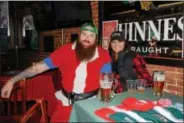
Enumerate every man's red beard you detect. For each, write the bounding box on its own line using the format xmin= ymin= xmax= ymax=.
xmin=75 ymin=40 xmax=97 ymax=61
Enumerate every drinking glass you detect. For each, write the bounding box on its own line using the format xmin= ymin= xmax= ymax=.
xmin=153 ymin=71 xmax=165 ymax=96
xmin=100 ymin=73 xmax=113 ymax=103
xmin=126 ymin=80 xmax=137 ymax=92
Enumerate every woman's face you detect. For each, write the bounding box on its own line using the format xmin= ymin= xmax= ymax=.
xmin=111 ymin=40 xmax=125 ymax=53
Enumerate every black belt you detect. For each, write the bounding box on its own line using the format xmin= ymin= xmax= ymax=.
xmin=61 ymin=87 xmax=99 ymax=105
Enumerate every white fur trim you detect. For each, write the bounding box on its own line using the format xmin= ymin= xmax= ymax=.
xmin=72 ymin=42 xmax=76 ymax=50
xmin=73 ymin=62 xmax=88 ymax=93
xmin=72 ymin=47 xmax=99 ymax=93
xmin=55 ymin=90 xmax=70 ymax=106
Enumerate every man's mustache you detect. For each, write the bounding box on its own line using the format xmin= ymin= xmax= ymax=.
xmin=82 ymin=40 xmax=90 ymax=43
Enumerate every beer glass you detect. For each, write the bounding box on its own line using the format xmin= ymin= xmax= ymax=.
xmin=100 ymin=73 xmax=113 ymax=103
xmin=136 ymin=79 xmax=146 ymax=92
xmin=153 ymin=71 xmax=165 ymax=96
xmin=126 ymin=80 xmax=137 ymax=92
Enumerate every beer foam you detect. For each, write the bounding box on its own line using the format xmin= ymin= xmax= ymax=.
xmin=100 ymin=80 xmax=112 ymax=89
xmin=153 ymin=71 xmax=165 ymax=81
xmin=156 ymin=75 xmax=165 ymax=81
xmin=101 ymin=85 xmax=111 ymax=89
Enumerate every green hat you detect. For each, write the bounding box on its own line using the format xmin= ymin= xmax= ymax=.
xmin=80 ymin=22 xmax=98 ymax=34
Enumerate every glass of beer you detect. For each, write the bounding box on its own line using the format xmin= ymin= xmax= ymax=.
xmin=136 ymin=79 xmax=147 ymax=92
xmin=153 ymin=71 xmax=165 ymax=96
xmin=100 ymin=73 xmax=113 ymax=103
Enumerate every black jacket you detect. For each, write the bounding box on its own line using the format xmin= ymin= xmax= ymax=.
xmin=112 ymin=50 xmax=137 ymax=89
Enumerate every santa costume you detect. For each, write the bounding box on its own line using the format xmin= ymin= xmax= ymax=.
xmin=44 ymin=42 xmax=111 ymax=122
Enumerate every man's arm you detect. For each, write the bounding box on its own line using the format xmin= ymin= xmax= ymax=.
xmin=9 ymin=60 xmax=50 ymax=84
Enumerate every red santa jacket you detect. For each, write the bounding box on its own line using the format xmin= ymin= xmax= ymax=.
xmin=44 ymin=43 xmax=111 ymax=106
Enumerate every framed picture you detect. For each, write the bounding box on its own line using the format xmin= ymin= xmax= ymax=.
xmin=102 ymin=20 xmax=118 ymax=50
xmin=102 ymin=20 xmax=118 ymax=40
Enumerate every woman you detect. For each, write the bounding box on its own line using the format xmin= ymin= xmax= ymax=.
xmin=109 ymin=31 xmax=153 ymax=93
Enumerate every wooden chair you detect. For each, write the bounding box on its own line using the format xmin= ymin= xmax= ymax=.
xmin=0 ymin=78 xmax=49 ymax=123
xmin=0 ymin=78 xmax=27 ymax=122
xmin=20 ymin=98 xmax=48 ymax=123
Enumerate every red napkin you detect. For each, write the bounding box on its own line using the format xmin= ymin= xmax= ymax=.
xmin=95 ymin=108 xmax=116 ymax=122
xmin=122 ymin=97 xmax=154 ymax=111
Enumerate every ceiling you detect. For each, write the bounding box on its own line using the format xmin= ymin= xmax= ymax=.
xmin=103 ymin=1 xmax=184 ymax=21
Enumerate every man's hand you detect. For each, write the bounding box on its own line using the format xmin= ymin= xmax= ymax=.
xmin=1 ymin=81 xmax=14 ymax=98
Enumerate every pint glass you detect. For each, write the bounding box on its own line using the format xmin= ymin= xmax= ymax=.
xmin=153 ymin=71 xmax=165 ymax=96
xmin=100 ymin=73 xmax=113 ymax=103
xmin=126 ymin=80 xmax=137 ymax=92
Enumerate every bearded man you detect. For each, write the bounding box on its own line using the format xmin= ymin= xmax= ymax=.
xmin=1 ymin=23 xmax=112 ymax=122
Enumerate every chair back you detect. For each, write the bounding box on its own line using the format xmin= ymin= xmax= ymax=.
xmin=20 ymin=98 xmax=48 ymax=123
